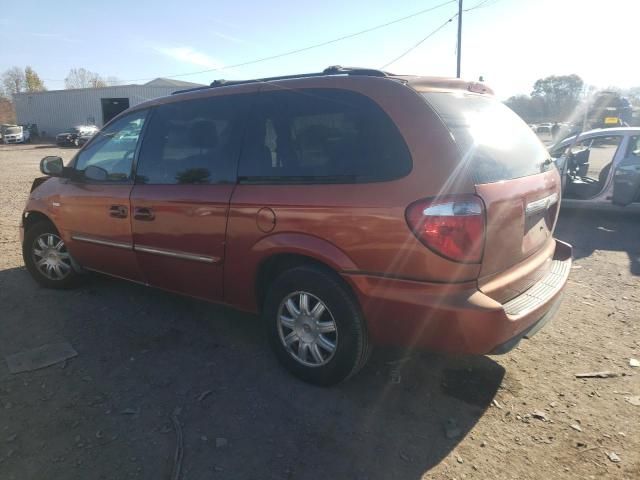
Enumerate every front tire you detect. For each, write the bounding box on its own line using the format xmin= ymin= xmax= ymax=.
xmin=23 ymin=221 xmax=79 ymax=289
xmin=264 ymin=266 xmax=370 ymax=386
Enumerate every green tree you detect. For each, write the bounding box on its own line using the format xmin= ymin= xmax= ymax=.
xmin=531 ymin=74 xmax=584 ymax=121
xmin=24 ymin=66 xmax=46 ymax=92
xmin=505 ymin=94 xmax=545 ymax=123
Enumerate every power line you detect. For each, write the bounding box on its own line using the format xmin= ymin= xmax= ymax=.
xmin=464 ymin=0 xmax=502 ymax=11
xmin=43 ymin=0 xmax=457 ymax=84
xmin=464 ymin=0 xmax=491 ymax=10
xmin=380 ymin=15 xmax=457 ymax=69
xmin=379 ymin=0 xmax=504 ymax=72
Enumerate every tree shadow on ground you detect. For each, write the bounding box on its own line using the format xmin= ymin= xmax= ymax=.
xmin=555 ymin=208 xmax=640 ymax=276
xmin=0 ymin=266 xmax=504 ymax=480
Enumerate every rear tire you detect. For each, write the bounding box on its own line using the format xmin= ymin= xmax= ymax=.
xmin=23 ymin=221 xmax=79 ymax=289
xmin=264 ymin=265 xmax=370 ymax=386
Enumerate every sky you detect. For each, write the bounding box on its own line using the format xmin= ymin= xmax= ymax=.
xmin=1 ymin=0 xmax=639 ymax=99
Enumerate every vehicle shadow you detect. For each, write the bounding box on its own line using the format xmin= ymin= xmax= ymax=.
xmin=0 ymin=266 xmax=504 ymax=480
xmin=555 ymin=208 xmax=640 ymax=275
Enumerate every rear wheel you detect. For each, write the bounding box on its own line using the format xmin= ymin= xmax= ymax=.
xmin=23 ymin=222 xmax=79 ymax=289
xmin=264 ymin=266 xmax=370 ymax=386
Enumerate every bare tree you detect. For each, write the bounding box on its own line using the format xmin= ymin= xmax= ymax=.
xmin=65 ymin=68 xmax=108 ymax=89
xmin=105 ymin=76 xmax=122 ymax=86
xmin=0 ymin=97 xmax=16 ymax=124
xmin=1 ymin=67 xmax=26 ymax=96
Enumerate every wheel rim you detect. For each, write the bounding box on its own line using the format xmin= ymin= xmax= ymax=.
xmin=277 ymin=291 xmax=338 ymax=367
xmin=31 ymin=233 xmax=72 ymax=281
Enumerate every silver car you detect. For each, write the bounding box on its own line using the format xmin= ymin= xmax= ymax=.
xmin=550 ymin=127 xmax=640 ymax=209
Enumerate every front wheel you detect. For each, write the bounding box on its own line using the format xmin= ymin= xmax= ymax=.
xmin=264 ymin=266 xmax=371 ymax=386
xmin=23 ymin=221 xmax=79 ymax=289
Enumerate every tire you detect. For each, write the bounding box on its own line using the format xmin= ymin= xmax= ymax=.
xmin=73 ymin=138 xmax=79 ymax=147
xmin=264 ymin=265 xmax=371 ymax=386
xmin=23 ymin=221 xmax=79 ymax=289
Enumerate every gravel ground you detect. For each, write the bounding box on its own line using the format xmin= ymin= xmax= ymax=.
xmin=0 ymin=142 xmax=638 ymax=480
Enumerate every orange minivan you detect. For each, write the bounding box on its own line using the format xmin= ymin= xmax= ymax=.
xmin=21 ymin=66 xmax=571 ymax=385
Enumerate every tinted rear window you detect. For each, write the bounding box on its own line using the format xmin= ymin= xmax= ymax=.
xmin=239 ymin=89 xmax=411 ymax=183
xmin=422 ymin=92 xmax=552 ymax=184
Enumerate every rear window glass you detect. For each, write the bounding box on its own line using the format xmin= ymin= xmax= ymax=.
xmin=423 ymin=92 xmax=552 ymax=184
xmin=239 ymin=89 xmax=412 ymax=183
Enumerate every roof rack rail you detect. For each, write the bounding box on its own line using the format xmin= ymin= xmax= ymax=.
xmin=172 ymin=66 xmax=390 ymax=95
xmin=322 ymin=65 xmax=389 ymax=77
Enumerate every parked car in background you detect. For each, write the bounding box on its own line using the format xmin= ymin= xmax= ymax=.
xmin=55 ymin=125 xmax=98 ymax=147
xmin=21 ymin=67 xmax=572 ymax=385
xmin=536 ymin=123 xmax=552 ymax=134
xmin=550 ymin=127 xmax=640 ymax=208
xmin=2 ymin=125 xmax=30 ymax=144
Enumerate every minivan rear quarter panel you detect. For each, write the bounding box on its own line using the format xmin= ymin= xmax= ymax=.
xmin=223 ymin=77 xmax=481 ymax=312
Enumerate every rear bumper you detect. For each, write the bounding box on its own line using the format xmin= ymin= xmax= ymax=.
xmin=343 ymin=239 xmax=572 ymax=355
xmin=489 ymin=291 xmax=563 ymax=354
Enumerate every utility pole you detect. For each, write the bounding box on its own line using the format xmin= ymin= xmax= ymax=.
xmin=456 ymin=0 xmax=463 ymax=78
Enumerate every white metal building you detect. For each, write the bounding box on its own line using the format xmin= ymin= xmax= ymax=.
xmin=14 ymin=78 xmax=203 ymax=137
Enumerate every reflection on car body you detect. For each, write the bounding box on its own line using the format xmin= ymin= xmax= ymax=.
xmin=56 ymin=125 xmax=99 ymax=147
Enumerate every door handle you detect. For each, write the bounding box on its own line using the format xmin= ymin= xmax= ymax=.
xmin=134 ymin=207 xmax=155 ymax=221
xmin=109 ymin=205 xmax=128 ymax=218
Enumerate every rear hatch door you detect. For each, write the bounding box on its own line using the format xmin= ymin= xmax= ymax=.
xmin=423 ymin=91 xmax=560 ymax=303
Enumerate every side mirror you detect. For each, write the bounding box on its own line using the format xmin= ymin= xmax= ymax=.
xmin=84 ymin=165 xmax=109 ymax=181
xmin=40 ymin=156 xmax=64 ymax=176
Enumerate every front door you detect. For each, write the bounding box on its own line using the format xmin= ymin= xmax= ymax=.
xmin=563 ymin=134 xmax=623 ymax=200
xmin=130 ymin=93 xmax=251 ymax=301
xmin=57 ymin=109 xmax=148 ymax=280
xmin=613 ymin=134 xmax=640 ymax=206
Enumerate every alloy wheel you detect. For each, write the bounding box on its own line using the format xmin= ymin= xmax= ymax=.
xmin=277 ymin=291 xmax=338 ymax=367
xmin=31 ymin=233 xmax=72 ymax=281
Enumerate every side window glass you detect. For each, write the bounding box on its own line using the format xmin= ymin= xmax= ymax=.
xmin=585 ymin=135 xmax=622 ymax=163
xmin=569 ymin=139 xmax=589 ymax=155
xmin=568 ymin=135 xmax=622 ymax=180
xmin=135 ymin=95 xmax=250 ymax=185
xmin=239 ymin=89 xmax=412 ymax=182
xmin=75 ymin=110 xmax=147 ymax=182
xmin=627 ymin=136 xmax=640 ymax=157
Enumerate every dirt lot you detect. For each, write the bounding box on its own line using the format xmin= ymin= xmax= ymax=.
xmin=0 ymin=143 xmax=638 ymax=480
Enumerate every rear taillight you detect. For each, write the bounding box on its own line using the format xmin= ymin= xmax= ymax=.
xmin=405 ymin=195 xmax=485 ymax=263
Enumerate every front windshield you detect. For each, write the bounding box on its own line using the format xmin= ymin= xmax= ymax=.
xmin=6 ymin=127 xmax=21 ymax=134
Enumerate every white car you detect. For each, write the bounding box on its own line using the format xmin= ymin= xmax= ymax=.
xmin=549 ymin=127 xmax=640 ymax=209
xmin=2 ymin=125 xmax=30 ymax=144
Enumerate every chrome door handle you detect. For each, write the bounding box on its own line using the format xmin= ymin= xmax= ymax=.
xmin=134 ymin=207 xmax=155 ymax=221
xmin=109 ymin=205 xmax=128 ymax=218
